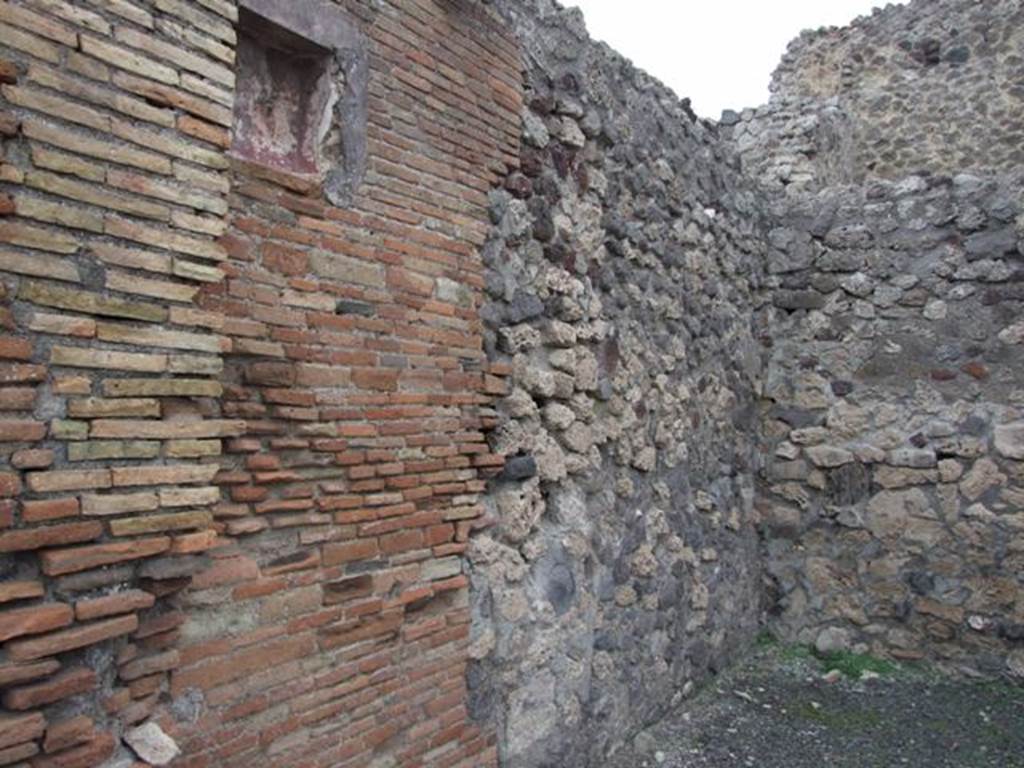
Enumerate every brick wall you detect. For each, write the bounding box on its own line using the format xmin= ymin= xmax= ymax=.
xmin=0 ymin=1 xmax=521 ymax=765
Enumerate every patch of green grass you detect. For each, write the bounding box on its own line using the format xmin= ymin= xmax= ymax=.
xmin=755 ymin=630 xmax=778 ymax=648
xmin=791 ymin=701 xmax=884 ymax=731
xmin=817 ymin=649 xmax=897 ymax=679
xmin=779 ymin=644 xmax=814 ymax=663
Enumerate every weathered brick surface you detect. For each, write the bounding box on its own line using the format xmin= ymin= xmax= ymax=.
xmin=0 ymin=0 xmax=517 ymax=765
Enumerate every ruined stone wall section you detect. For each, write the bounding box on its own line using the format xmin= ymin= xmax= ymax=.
xmin=469 ymin=2 xmax=770 ymax=766
xmin=759 ymin=172 xmax=1024 ymax=676
xmin=727 ymin=0 xmax=1024 ymax=190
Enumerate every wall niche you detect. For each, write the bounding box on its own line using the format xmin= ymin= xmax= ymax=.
xmin=231 ymin=0 xmax=367 ymax=204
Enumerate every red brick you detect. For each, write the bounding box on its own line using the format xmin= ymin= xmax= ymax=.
xmin=0 ymin=580 xmax=44 ymax=603
xmin=0 ymin=337 xmax=31 ymax=359
xmin=262 ymin=242 xmax=309 ymax=276
xmin=380 ymin=529 xmax=425 ymax=555
xmin=30 ymin=732 xmax=115 ymax=767
xmin=11 ymin=448 xmax=55 ymax=469
xmin=6 ymin=615 xmax=138 ymax=662
xmin=2 ymin=668 xmax=96 ymax=710
xmin=21 ymin=497 xmax=79 ymax=523
xmin=0 ymin=419 xmax=46 ymax=441
xmin=0 ymin=387 xmax=36 ymax=410
xmin=0 ymin=603 xmax=73 ymax=643
xmin=0 ymin=60 xmax=18 ymax=85
xmin=39 ymin=536 xmax=169 ymax=576
xmin=322 ymin=538 xmax=379 ymax=566
xmin=42 ymin=715 xmax=94 ymax=754
xmin=0 ymin=711 xmax=45 ymax=750
xmin=0 ymin=742 xmax=38 ymax=764
xmin=172 ymin=635 xmax=316 ymax=694
xmin=0 ymin=472 xmax=19 ymax=498
xmin=0 ymin=659 xmax=60 ymax=687
xmin=75 ymin=590 xmax=154 ymax=621
xmin=0 ymin=521 xmax=102 ymax=553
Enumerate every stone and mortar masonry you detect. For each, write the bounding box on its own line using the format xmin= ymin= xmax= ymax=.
xmin=0 ymin=0 xmax=1020 ymax=767
xmin=759 ymin=171 xmax=1024 ymax=674
xmin=724 ymin=0 xmax=1024 ymax=193
xmin=466 ymin=2 xmax=768 ymax=766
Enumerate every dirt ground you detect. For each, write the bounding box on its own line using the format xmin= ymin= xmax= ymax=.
xmin=605 ymin=642 xmax=1024 ymax=768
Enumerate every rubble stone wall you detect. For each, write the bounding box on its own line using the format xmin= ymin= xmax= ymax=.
xmin=467 ymin=2 xmax=770 ymax=766
xmin=759 ymin=171 xmax=1024 ymax=675
xmin=725 ymin=0 xmax=1024 ymax=192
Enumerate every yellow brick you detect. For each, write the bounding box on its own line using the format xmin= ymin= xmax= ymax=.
xmin=110 ymin=118 xmax=227 ymax=170
xmin=102 ymin=378 xmax=222 ymax=398
xmin=170 ymin=210 xmax=225 ymax=237
xmin=158 ymin=486 xmax=219 ymax=507
xmin=83 ymin=0 xmax=153 ymax=29
xmin=18 ymin=280 xmax=167 ymax=322
xmin=14 ymin=194 xmax=104 ymax=233
xmin=114 ymin=26 xmax=233 ymax=87
xmin=105 ymin=270 xmax=198 ymax=304
xmin=110 ymin=509 xmax=212 ymax=536
xmin=52 ymin=375 xmax=90 ymax=394
xmin=166 ymin=439 xmax=221 ymax=458
xmin=90 ymin=419 xmax=243 ymax=440
xmin=0 ymin=220 xmax=78 ymax=254
xmin=96 ymin=322 xmax=223 ymax=353
xmin=112 ymin=71 xmax=232 ymax=126
xmin=30 ymin=144 xmax=105 ymax=182
xmin=168 ymin=354 xmax=222 ymax=375
xmin=79 ymin=35 xmax=178 ymax=86
xmin=194 ymin=0 xmax=237 ymax=22
xmin=27 ymin=312 xmax=95 ymax=337
xmin=23 ymin=119 xmax=172 ymax=174
xmin=0 ymin=247 xmax=80 ymax=282
xmin=155 ymin=17 xmax=233 ymax=65
xmin=1 ymin=85 xmax=109 ymax=131
xmin=231 ymin=338 xmax=285 ymax=358
xmin=110 ymin=464 xmax=218 ymax=487
xmin=153 ymin=0 xmax=235 ymax=43
xmin=172 ymin=161 xmax=229 ymax=194
xmin=67 ymin=50 xmax=109 ymax=82
xmin=168 ymin=306 xmax=223 ymax=330
xmin=25 ymin=170 xmax=170 ymax=221
xmin=68 ymin=397 xmax=160 ymax=418
xmin=179 ymin=72 xmax=232 ymax=109
xmin=68 ymin=439 xmax=160 ymax=461
xmin=0 ymin=1 xmax=77 ymax=45
xmin=27 ymin=63 xmax=174 ymax=128
xmin=106 ymin=168 xmax=227 ymax=215
xmin=50 ymin=418 xmax=87 ymax=440
xmin=172 ymin=258 xmax=223 ymax=284
xmin=92 ymin=243 xmax=171 ymax=275
xmin=0 ymin=165 xmax=24 ymax=184
xmin=51 ymin=345 xmax=167 ymax=373
xmin=81 ymin=491 xmax=158 ymax=516
xmin=24 ymin=0 xmax=111 ymax=35
xmin=0 ymin=23 xmax=60 ymax=64
xmin=27 ymin=468 xmax=111 ymax=493
xmin=105 ymin=217 xmax=225 ymax=261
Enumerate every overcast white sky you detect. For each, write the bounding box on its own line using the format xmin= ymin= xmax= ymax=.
xmin=570 ymin=1 xmax=908 ymax=118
